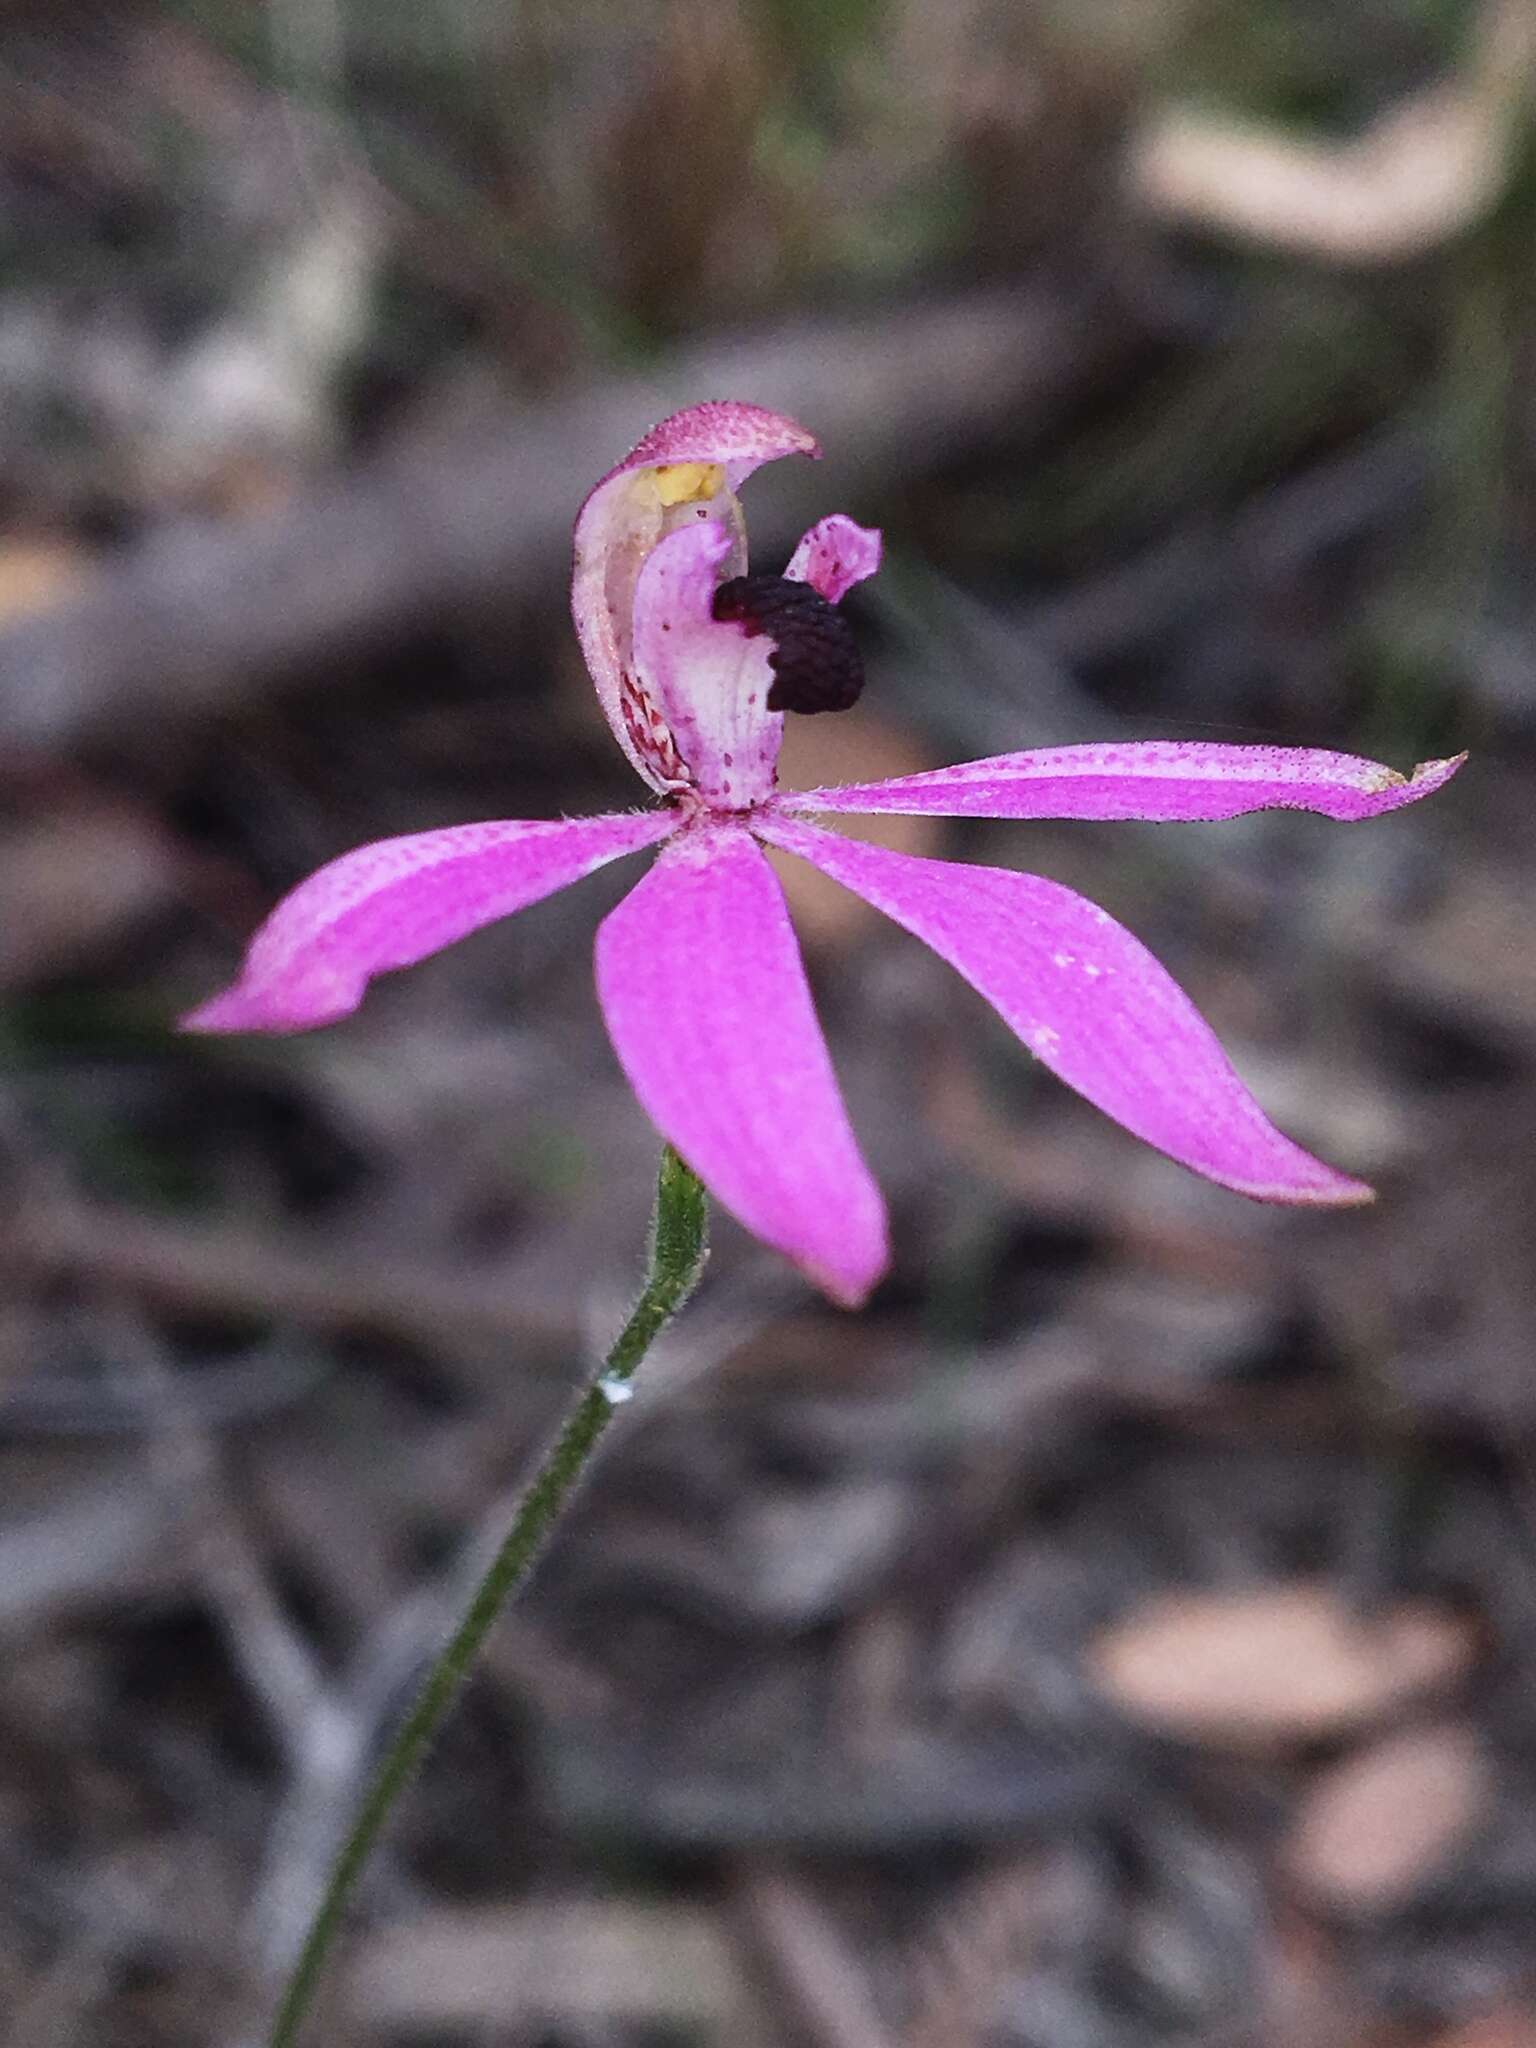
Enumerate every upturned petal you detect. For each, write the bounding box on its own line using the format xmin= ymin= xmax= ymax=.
xmin=788 ymin=740 xmax=1465 ymax=822
xmin=184 ymin=811 xmax=676 ymax=1033
xmin=760 ymin=815 xmax=1373 ymax=1205
xmin=572 ymin=402 xmax=820 ymax=792
xmin=594 ymin=823 xmax=888 ymax=1305
xmin=784 ymin=515 xmax=883 ymax=604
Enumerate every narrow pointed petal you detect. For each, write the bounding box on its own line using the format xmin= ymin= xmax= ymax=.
xmin=789 ymin=740 xmax=1465 ymax=822
xmin=761 ymin=816 xmax=1373 ymax=1205
xmin=784 ymin=515 xmax=883 ymax=604
xmin=594 ymin=825 xmax=888 ymax=1305
xmin=184 ymin=811 xmax=676 ymax=1034
xmin=572 ymin=404 xmax=820 ymax=788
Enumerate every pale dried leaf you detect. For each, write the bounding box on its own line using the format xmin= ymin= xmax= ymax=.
xmin=1131 ymin=89 xmax=1510 ymax=263
xmin=1283 ymin=1722 xmax=1490 ymax=1913
xmin=1088 ymin=1582 xmax=1477 ymax=1748
xmin=1130 ymin=0 xmax=1536 ymax=263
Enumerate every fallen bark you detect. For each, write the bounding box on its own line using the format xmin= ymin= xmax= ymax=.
xmin=0 ymin=282 xmax=1140 ymax=752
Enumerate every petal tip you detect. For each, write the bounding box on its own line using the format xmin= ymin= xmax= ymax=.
xmin=1415 ymin=750 xmax=1468 ymax=788
xmin=785 ymin=514 xmax=883 ymax=605
xmin=1359 ymin=749 xmax=1466 ymax=809
xmin=178 ymin=979 xmax=359 ymax=1036
xmin=1236 ymin=1166 xmax=1376 ymax=1208
xmin=178 ymin=989 xmax=249 ymax=1034
xmin=802 ymin=1197 xmax=891 ymax=1309
xmin=807 ymin=1246 xmax=888 ymax=1310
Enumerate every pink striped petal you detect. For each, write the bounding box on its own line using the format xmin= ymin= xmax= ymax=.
xmin=632 ymin=523 xmax=782 ymax=808
xmin=572 ymin=403 xmax=820 ymax=790
xmin=788 ymin=740 xmax=1465 ymax=822
xmin=184 ymin=811 xmax=676 ymax=1034
xmin=594 ymin=823 xmax=888 ymax=1305
xmin=760 ymin=816 xmax=1372 ymax=1205
xmin=784 ymin=515 xmax=883 ymax=604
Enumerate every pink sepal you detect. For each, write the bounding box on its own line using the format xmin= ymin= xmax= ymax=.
xmin=594 ymin=823 xmax=889 ymax=1305
xmin=761 ymin=815 xmax=1374 ymax=1206
xmin=184 ymin=810 xmax=676 ymax=1033
xmin=789 ymin=741 xmax=1466 ymax=823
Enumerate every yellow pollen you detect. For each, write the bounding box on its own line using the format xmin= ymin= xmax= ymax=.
xmin=647 ymin=462 xmax=725 ymax=506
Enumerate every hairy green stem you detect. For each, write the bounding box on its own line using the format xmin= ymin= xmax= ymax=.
xmin=267 ymin=1147 xmax=708 ymax=2048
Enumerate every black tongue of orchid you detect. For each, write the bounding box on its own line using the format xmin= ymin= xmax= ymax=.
xmin=711 ymin=574 xmax=865 ymax=715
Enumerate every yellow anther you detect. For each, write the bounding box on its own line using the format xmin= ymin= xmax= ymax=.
xmin=647 ymin=462 xmax=725 ymax=506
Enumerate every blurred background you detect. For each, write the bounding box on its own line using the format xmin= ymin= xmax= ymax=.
xmin=1 ymin=1 xmax=1533 ymax=2043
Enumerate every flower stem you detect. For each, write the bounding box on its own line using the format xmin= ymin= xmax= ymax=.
xmin=266 ymin=1146 xmax=708 ymax=2048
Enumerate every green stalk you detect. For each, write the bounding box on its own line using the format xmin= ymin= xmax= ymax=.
xmin=267 ymin=1147 xmax=708 ymax=2048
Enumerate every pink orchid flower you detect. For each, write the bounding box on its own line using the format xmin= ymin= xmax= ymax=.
xmin=184 ymin=401 xmax=1462 ymax=1306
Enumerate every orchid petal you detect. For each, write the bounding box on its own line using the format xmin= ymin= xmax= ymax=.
xmin=760 ymin=816 xmax=1373 ymax=1205
xmin=595 ymin=824 xmax=888 ymax=1305
xmin=632 ymin=523 xmax=782 ymax=809
xmin=572 ymin=403 xmax=820 ymax=789
xmin=184 ymin=811 xmax=675 ymax=1034
xmin=789 ymin=740 xmax=1465 ymax=822
xmin=616 ymin=402 xmax=822 ymax=490
xmin=785 ymin=515 xmax=883 ymax=605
